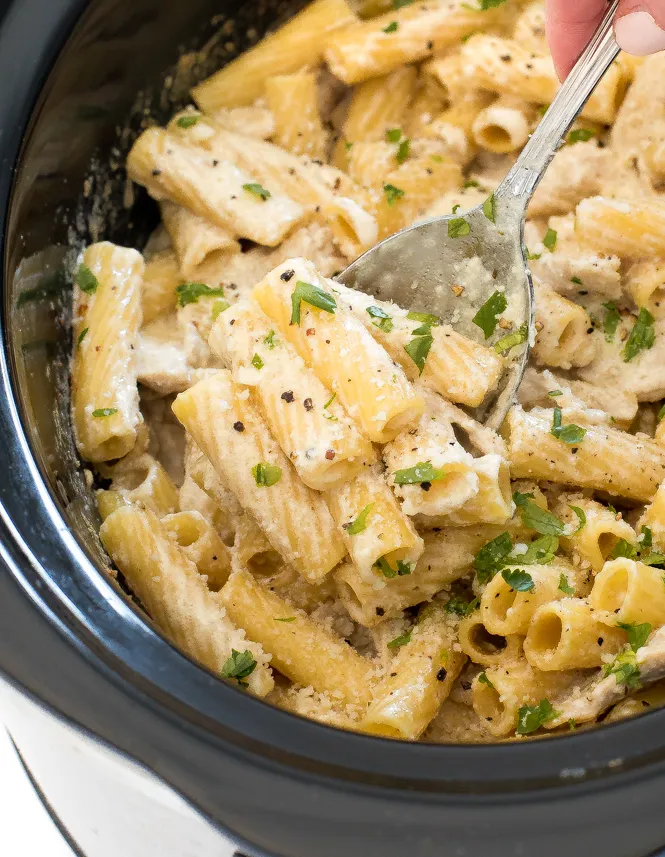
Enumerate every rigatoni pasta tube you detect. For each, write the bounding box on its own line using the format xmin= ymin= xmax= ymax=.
xmin=209 ymin=300 xmax=375 ymax=491
xmin=141 ymin=250 xmax=181 ymax=324
xmin=333 ymin=280 xmax=503 ymax=407
xmin=457 ymin=614 xmax=523 ymax=667
xmin=575 ymin=196 xmax=665 ymax=258
xmin=126 ymin=128 xmax=304 ymax=247
xmin=172 ymin=370 xmax=346 ymax=582
xmin=327 ymin=465 xmax=423 ymax=583
xmin=524 ymin=598 xmax=625 ymax=670
xmin=558 ymin=497 xmax=636 ymax=573
xmin=220 ymin=567 xmax=375 ymax=707
xmin=160 ymin=202 xmax=239 ymax=280
xmin=162 ymin=511 xmax=231 ymax=591
xmin=104 ymin=453 xmax=179 ymax=517
xmin=589 ymin=558 xmax=665 ymax=627
xmin=252 ymin=258 xmax=424 ymax=442
xmin=361 ymin=605 xmax=466 ymax=740
xmin=505 ymin=405 xmax=665 ymax=502
xmin=71 ymin=242 xmax=143 ymax=463
xmin=100 ymin=506 xmax=273 ymax=696
xmin=471 ymin=97 xmax=536 ymax=154
xmin=623 ymin=260 xmax=665 ymax=319
xmin=532 ymin=283 xmax=596 ymax=370
xmin=459 ymin=35 xmax=625 ymax=124
xmin=481 ymin=560 xmax=579 ymax=636
xmin=264 ymin=71 xmax=328 ymax=160
xmin=324 ymin=0 xmax=507 ymax=85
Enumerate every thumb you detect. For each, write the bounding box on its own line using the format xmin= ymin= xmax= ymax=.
xmin=615 ymin=4 xmax=665 ymax=56
xmin=546 ymin=0 xmax=608 ymax=80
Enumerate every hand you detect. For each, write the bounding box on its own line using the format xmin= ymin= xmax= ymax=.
xmin=547 ymin=0 xmax=665 ymax=80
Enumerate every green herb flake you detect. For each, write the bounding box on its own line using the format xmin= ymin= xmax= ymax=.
xmin=176 ymin=114 xmax=200 ymax=128
xmin=658 ymin=404 xmax=665 ymax=423
xmin=324 ymin=392 xmax=336 ymax=410
xmin=367 ymin=305 xmax=394 ymax=333
xmin=618 ymin=621 xmax=652 ymax=652
xmin=407 ymin=310 xmax=441 ymax=326
xmin=558 ymin=573 xmax=575 ymax=595
xmin=452 ymin=204 xmax=461 ymax=214
xmin=569 ymin=505 xmax=587 ymax=532
xmin=478 ymin=671 xmax=494 ymax=688
xmin=640 ymin=552 xmax=665 ymax=567
xmin=445 ymin=595 xmax=479 ymax=616
xmin=622 ymin=307 xmax=655 ymax=362
xmin=543 ymin=228 xmax=557 ymax=252
xmin=383 ymin=20 xmax=399 ymax=32
xmin=513 ymin=493 xmax=565 ymax=536
xmin=392 ymin=0 xmax=414 ymax=8
xmin=251 ymin=353 xmax=264 ymax=370
xmin=448 ymin=217 xmax=471 ymax=238
xmin=386 ymin=128 xmax=402 ymax=143
xmin=211 ymin=298 xmax=230 ymax=320
xmin=473 ymin=531 xmax=513 ymax=583
xmin=567 ymin=127 xmax=595 ymax=145
xmin=510 ymin=534 xmax=559 ymax=565
xmin=404 ymin=331 xmax=433 ymax=374
xmin=464 ymin=179 xmax=480 ymax=189
xmin=602 ymin=301 xmax=621 ymax=343
xmin=388 ymin=630 xmax=412 ymax=649
xmin=396 ymin=139 xmax=410 ymax=164
xmin=551 ymin=406 xmax=586 ymax=445
xmin=430 ymin=154 xmax=444 ymax=163
xmin=252 ymin=462 xmax=282 ymax=487
xmin=526 ymin=248 xmax=541 ymax=261
xmin=494 ymin=322 xmax=528 ymax=354
xmin=290 ymin=280 xmax=336 ymax=325
xmin=76 ymin=264 xmax=99 ymax=295
xmin=344 ymin=503 xmax=374 ymax=535
xmin=640 ymin=526 xmax=653 ymax=548
xmin=609 ymin=538 xmax=637 ymax=561
xmin=547 ymin=390 xmax=563 ymax=397
xmin=482 ymin=193 xmax=496 ymax=223
xmin=396 ymin=560 xmax=413 ymax=576
xmin=571 ymin=276 xmax=583 ymax=286
xmin=384 ymin=183 xmax=404 ymax=205
xmin=603 ymin=649 xmax=641 ymax=689
xmin=393 ymin=461 xmax=446 ymax=485
xmin=472 ymin=290 xmax=508 ymax=339
xmin=501 ymin=568 xmax=534 ymax=591
xmin=92 ymin=408 xmax=118 ymax=418
xmin=176 ymin=282 xmax=225 ymax=307
xmin=77 ymin=327 xmax=89 ymax=348
xmin=242 ymin=182 xmax=271 ymax=200
xmin=264 ymin=330 xmax=278 ymax=349
xmin=221 ymin=649 xmax=257 ymax=687
xmin=375 ymin=556 xmax=397 ymax=578
xmin=274 ymin=617 xmax=297 ymax=623
xmin=516 ymin=699 xmax=557 ymax=735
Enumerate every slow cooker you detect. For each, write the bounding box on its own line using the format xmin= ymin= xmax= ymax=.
xmin=2 ymin=2 xmax=665 ymax=855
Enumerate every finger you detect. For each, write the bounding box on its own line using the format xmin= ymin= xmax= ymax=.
xmin=615 ymin=2 xmax=665 ymax=56
xmin=546 ymin=0 xmax=607 ymax=80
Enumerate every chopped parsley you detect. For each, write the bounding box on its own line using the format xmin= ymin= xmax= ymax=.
xmin=571 ymin=276 xmax=583 ymax=285
xmin=386 ymin=128 xmax=402 ymax=143
xmin=176 ymin=282 xmax=225 ymax=307
xmin=452 ymin=204 xmax=461 ymax=213
xmin=514 ymin=534 xmax=559 ymax=565
xmin=558 ymin=573 xmax=575 ymax=595
xmin=388 ymin=630 xmax=412 ymax=649
xmin=472 ymin=290 xmax=507 ymax=339
xmin=367 ymin=305 xmax=393 ymax=333
xmin=384 ymin=183 xmax=404 ymax=205
xmin=264 ymin=330 xmax=278 ymax=349
xmin=567 ymin=127 xmax=595 ymax=144
xmin=290 ymin=280 xmax=336 ymax=325
xmin=252 ymin=462 xmax=282 ymax=487
xmin=602 ymin=301 xmax=621 ymax=342
xmin=393 ymin=461 xmax=446 ymax=485
xmin=501 ymin=568 xmax=534 ymax=592
xmin=494 ymin=322 xmax=528 ymax=354
xmin=211 ymin=298 xmax=230 ymax=319
xmin=473 ymin=531 xmax=513 ymax=583
xmin=464 ymin=179 xmax=480 ymax=189
xmin=92 ymin=408 xmax=118 ymax=418
xmin=658 ymin=404 xmax=665 ymax=423
xmin=220 ymin=649 xmax=257 ymax=687
xmin=513 ymin=492 xmax=565 ymax=536
xmin=274 ymin=616 xmax=297 ymax=623
xmin=404 ymin=329 xmax=433 ymax=374
xmin=396 ymin=138 xmax=410 ymax=164
xmin=444 ymin=595 xmax=479 ymax=616
xmin=603 ymin=649 xmax=641 ymax=688
xmin=392 ymin=0 xmax=413 ymax=10
xmin=569 ymin=505 xmax=587 ymax=532
xmin=622 ymin=307 xmax=655 ymax=362
xmin=323 ymin=392 xmax=336 ymax=410
xmin=547 ymin=390 xmax=563 ymax=397
xmin=476 ymin=0 xmax=508 ymax=8
xmin=478 ymin=671 xmax=494 ymax=689
xmin=448 ymin=217 xmax=470 ymax=238
xmin=640 ymin=526 xmax=653 ymax=548
xmin=526 ymin=248 xmax=541 ymax=261
xmin=251 ymin=353 xmax=264 ymax=370
xmin=76 ymin=264 xmax=99 ymax=295
xmin=242 ymin=182 xmax=271 ymax=200
xmin=543 ymin=228 xmax=557 ymax=252
xmin=482 ymin=193 xmax=496 ymax=223
xmin=618 ymin=621 xmax=652 ymax=652
xmin=551 ymin=406 xmax=586 ymax=445
xmin=77 ymin=327 xmax=89 ymax=348
xmin=516 ymin=699 xmax=558 ymax=734
xmin=382 ymin=20 xmax=399 ymax=32
xmin=176 ymin=114 xmax=200 ymax=128
xmin=344 ymin=503 xmax=374 ymax=535
xmin=407 ymin=311 xmax=441 ymax=326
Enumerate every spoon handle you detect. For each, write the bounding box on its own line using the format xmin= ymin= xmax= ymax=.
xmin=500 ymin=0 xmax=620 ymax=202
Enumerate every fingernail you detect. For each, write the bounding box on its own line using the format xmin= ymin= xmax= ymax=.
xmin=615 ymin=10 xmax=665 ymax=55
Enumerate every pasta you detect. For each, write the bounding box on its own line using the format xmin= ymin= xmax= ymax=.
xmin=74 ymin=0 xmax=665 ymax=745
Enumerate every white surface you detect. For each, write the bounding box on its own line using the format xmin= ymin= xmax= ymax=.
xmin=0 ymin=725 xmax=75 ymax=856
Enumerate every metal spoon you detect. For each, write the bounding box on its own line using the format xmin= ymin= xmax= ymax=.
xmin=338 ymin=0 xmax=620 ymax=430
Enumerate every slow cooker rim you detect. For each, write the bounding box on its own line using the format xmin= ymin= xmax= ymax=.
xmin=2 ymin=0 xmax=665 ymax=798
